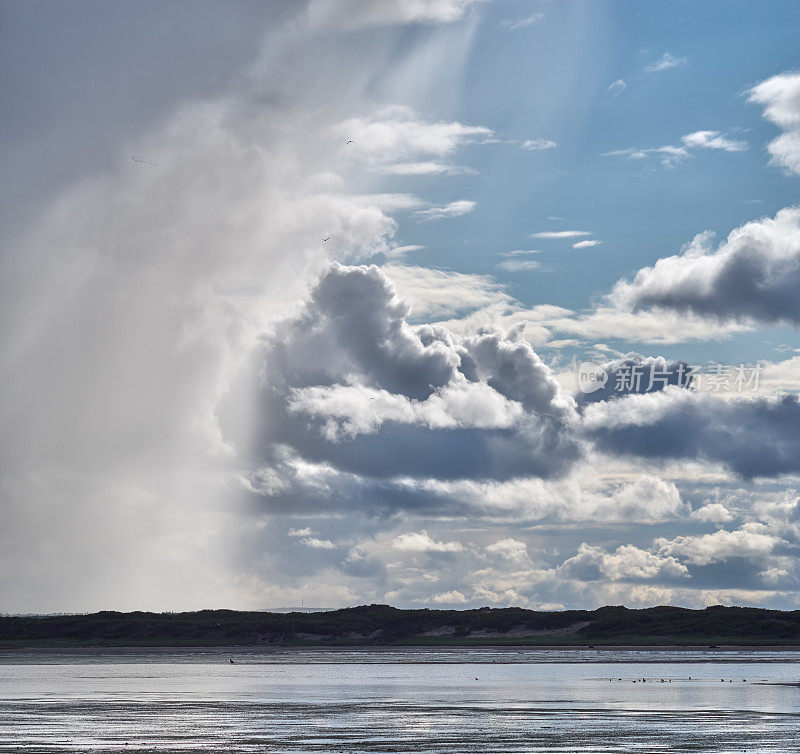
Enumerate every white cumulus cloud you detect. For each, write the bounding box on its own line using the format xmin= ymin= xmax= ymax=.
xmin=748 ymin=72 xmax=800 ymax=175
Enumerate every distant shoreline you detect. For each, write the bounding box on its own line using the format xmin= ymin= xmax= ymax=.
xmin=3 ymin=644 xmax=800 ymax=654
xmin=3 ymin=604 xmax=800 ymax=649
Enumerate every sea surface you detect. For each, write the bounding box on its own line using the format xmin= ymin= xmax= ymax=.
xmin=1 ymin=647 xmax=799 ymax=752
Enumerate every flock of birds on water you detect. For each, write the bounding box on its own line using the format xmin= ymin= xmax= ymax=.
xmin=622 ymin=677 xmax=748 ymax=683
xmin=225 ymin=656 xmax=751 ymax=684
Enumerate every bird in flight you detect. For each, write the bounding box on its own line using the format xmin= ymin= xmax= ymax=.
xmin=346 ymin=140 xmax=354 ymax=144
xmin=322 ymin=236 xmax=331 ymax=242
xmin=131 ymin=156 xmax=158 ymax=166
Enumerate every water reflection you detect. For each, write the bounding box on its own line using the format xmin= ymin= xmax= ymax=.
xmin=1 ymin=649 xmax=798 ymax=752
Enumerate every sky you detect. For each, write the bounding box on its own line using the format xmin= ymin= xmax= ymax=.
xmin=1 ymin=0 xmax=800 ymax=614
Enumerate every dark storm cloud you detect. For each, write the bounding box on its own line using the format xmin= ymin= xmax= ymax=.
xmin=611 ymin=208 xmax=800 ymax=328
xmin=221 ymin=263 xmax=584 ymax=507
xmin=221 ymin=261 xmax=800 ymax=524
xmin=274 ymin=263 xmax=459 ymax=400
xmin=584 ymin=388 xmax=800 ymax=479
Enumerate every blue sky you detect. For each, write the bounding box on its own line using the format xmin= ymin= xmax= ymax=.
xmin=379 ymin=0 xmax=800 ymax=365
xmin=1 ymin=0 xmax=800 ymax=613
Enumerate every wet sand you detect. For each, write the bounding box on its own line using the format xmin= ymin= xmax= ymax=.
xmin=1 ymin=649 xmax=798 ymax=752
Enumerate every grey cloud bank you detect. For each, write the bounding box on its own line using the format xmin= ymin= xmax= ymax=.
xmin=584 ymin=388 xmax=800 ymax=479
xmin=611 ymin=208 xmax=800 ymax=328
xmin=224 ymin=263 xmax=583 ymax=500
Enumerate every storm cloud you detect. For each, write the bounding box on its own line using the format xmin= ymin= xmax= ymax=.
xmin=584 ymin=388 xmax=800 ymax=478
xmin=224 ymin=263 xmax=584 ymax=503
xmin=611 ymin=208 xmax=800 ymax=328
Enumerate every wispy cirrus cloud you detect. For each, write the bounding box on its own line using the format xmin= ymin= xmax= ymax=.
xmin=644 ymin=52 xmax=687 ymax=73
xmin=498 ymin=249 xmax=540 ymax=257
xmin=415 ymin=199 xmax=476 ymax=220
xmin=530 ymin=230 xmax=592 ymax=239
xmin=605 ymin=130 xmax=747 ymax=168
xmin=381 ymin=263 xmax=512 ymax=320
xmin=496 ymin=259 xmax=542 ymax=272
xmin=603 ymin=144 xmax=690 ymax=168
xmin=499 ymin=12 xmax=545 ymax=31
xmin=382 ymin=161 xmax=475 ymax=176
xmin=681 ymin=130 xmax=747 ymax=152
xmin=607 ymin=78 xmax=626 ymax=98
xmin=337 ymin=106 xmax=492 ymax=176
xmin=382 ymin=244 xmax=425 ymax=260
xmin=522 ymin=138 xmax=557 ymax=151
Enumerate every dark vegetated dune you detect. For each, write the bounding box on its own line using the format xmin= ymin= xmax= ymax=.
xmin=2 ymin=604 xmax=800 ymax=647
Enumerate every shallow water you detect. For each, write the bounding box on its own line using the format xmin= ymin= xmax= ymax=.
xmin=1 ymin=649 xmax=799 ymax=752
